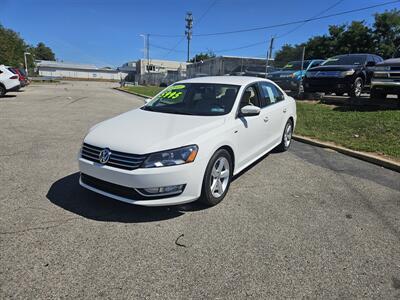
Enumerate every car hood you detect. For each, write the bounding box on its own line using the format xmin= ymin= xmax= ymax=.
xmin=308 ymin=65 xmax=362 ymax=71
xmin=377 ymin=58 xmax=400 ymax=67
xmin=84 ymin=108 xmax=226 ymax=154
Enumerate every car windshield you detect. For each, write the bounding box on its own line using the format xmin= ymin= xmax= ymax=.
xmin=282 ymin=61 xmax=311 ymax=70
xmin=142 ymin=83 xmax=240 ymax=116
xmin=322 ymin=55 xmax=367 ymax=66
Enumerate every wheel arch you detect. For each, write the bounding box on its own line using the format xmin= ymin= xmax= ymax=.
xmin=216 ymin=145 xmax=235 ymax=174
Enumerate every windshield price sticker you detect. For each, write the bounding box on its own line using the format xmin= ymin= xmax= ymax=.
xmin=160 ymin=91 xmax=183 ymax=99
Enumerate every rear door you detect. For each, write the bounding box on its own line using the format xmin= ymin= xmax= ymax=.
xmin=258 ymin=81 xmax=287 ymax=148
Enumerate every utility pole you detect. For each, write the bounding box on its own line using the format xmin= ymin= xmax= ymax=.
xmin=139 ymin=34 xmax=147 ymax=73
xmin=185 ymin=12 xmax=193 ymax=62
xmin=265 ymin=37 xmax=274 ymax=78
xmin=146 ymin=33 xmax=150 ymax=71
xmin=24 ymin=52 xmax=31 ymax=76
xmin=298 ymin=46 xmax=306 ymax=98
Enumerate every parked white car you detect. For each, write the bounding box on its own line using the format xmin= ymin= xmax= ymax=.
xmin=0 ymin=65 xmax=20 ymax=97
xmin=79 ymin=76 xmax=297 ymax=206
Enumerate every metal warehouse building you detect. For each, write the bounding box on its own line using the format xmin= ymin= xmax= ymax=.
xmin=187 ymin=56 xmax=273 ymax=78
xmin=36 ymin=60 xmax=127 ymax=80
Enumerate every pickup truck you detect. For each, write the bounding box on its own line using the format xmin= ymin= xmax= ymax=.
xmin=371 ymin=58 xmax=400 ymax=99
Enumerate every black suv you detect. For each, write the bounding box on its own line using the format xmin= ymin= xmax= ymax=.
xmin=371 ymin=58 xmax=400 ymax=99
xmin=303 ymin=54 xmax=383 ymax=97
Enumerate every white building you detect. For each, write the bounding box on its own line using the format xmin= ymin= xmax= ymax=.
xmin=36 ymin=60 xmax=127 ymax=81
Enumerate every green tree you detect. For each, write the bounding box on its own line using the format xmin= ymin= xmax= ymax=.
xmin=0 ymin=24 xmax=27 ymax=68
xmin=274 ymin=9 xmax=400 ymax=64
xmin=373 ymin=9 xmax=400 ymax=58
xmin=33 ymin=42 xmax=55 ymax=61
xmin=274 ymin=44 xmax=305 ymax=67
xmin=190 ymin=50 xmax=216 ymax=63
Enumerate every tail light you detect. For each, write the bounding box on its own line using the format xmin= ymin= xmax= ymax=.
xmin=10 ymin=75 xmax=18 ymax=79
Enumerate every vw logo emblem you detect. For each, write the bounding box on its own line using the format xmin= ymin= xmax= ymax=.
xmin=99 ymin=148 xmax=111 ymax=164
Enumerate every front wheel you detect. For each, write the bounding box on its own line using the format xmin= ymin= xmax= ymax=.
xmin=199 ymin=149 xmax=232 ymax=207
xmin=349 ymin=77 xmax=363 ymax=98
xmin=276 ymin=119 xmax=293 ymax=152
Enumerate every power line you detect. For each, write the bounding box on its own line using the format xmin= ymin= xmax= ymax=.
xmin=151 ymin=0 xmax=400 ymax=38
xmin=276 ymin=0 xmax=345 ymax=39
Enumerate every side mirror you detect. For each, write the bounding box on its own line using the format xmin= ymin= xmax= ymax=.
xmin=240 ymin=105 xmax=261 ymax=117
xmin=144 ymin=98 xmax=151 ymax=104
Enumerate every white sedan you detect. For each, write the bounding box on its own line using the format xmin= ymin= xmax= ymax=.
xmin=78 ymin=76 xmax=296 ymax=206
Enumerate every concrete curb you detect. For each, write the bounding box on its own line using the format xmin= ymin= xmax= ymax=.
xmin=114 ymin=87 xmax=151 ymax=99
xmin=293 ymin=135 xmax=400 ymax=173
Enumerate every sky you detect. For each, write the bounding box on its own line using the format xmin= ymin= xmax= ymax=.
xmin=1 ymin=0 xmax=398 ymax=67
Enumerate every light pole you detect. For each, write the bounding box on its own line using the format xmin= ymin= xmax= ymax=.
xmin=24 ymin=52 xmax=31 ymax=76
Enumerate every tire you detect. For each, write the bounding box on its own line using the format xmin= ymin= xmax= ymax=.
xmin=276 ymin=119 xmax=293 ymax=152
xmin=199 ymin=149 xmax=233 ymax=207
xmin=0 ymin=85 xmax=5 ymax=97
xmin=349 ymin=77 xmax=363 ymax=98
xmin=370 ymin=89 xmax=387 ymax=100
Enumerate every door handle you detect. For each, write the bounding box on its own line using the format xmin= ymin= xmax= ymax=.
xmin=283 ymin=108 xmax=287 ymax=113
xmin=263 ymin=116 xmax=269 ymax=123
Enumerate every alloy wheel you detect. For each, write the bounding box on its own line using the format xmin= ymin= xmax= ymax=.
xmin=354 ymin=79 xmax=362 ymax=97
xmin=210 ymin=157 xmax=230 ymax=198
xmin=284 ymin=123 xmax=292 ymax=148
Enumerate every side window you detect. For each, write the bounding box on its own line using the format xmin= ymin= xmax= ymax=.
xmin=374 ymin=56 xmax=383 ymax=63
xmin=240 ymin=85 xmax=260 ymax=109
xmin=259 ymin=82 xmax=284 ymax=106
xmin=312 ymin=60 xmax=322 ymax=67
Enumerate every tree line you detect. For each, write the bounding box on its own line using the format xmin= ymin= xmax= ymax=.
xmin=273 ymin=9 xmax=400 ymax=67
xmin=0 ymin=24 xmax=55 ymax=69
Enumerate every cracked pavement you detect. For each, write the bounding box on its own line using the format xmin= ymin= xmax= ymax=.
xmin=1 ymin=81 xmax=400 ymax=299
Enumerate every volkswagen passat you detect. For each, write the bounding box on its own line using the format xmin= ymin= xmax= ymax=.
xmin=78 ymin=76 xmax=296 ymax=206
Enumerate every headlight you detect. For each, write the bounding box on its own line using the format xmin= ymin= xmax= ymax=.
xmin=374 ymin=66 xmax=390 ymax=71
xmin=289 ymin=71 xmax=301 ymax=79
xmin=340 ymin=70 xmax=355 ymax=77
xmin=306 ymin=71 xmax=317 ymax=77
xmin=141 ymin=145 xmax=198 ymax=168
xmin=373 ymin=72 xmax=389 ymax=78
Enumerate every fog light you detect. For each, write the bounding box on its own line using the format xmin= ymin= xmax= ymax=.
xmin=137 ymin=184 xmax=185 ymax=197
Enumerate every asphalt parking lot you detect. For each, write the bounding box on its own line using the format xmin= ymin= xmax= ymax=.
xmin=1 ymin=81 xmax=400 ymax=299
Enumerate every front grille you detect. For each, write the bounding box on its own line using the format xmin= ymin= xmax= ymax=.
xmin=390 ymin=66 xmax=400 ymax=71
xmin=80 ymin=173 xmax=178 ymax=200
xmin=389 ymin=72 xmax=400 ymax=78
xmin=81 ymin=143 xmax=146 ymax=170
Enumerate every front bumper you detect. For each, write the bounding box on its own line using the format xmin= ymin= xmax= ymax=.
xmin=78 ymin=157 xmax=206 ymax=206
xmin=371 ymin=79 xmax=400 ymax=93
xmin=304 ymin=77 xmax=352 ymax=93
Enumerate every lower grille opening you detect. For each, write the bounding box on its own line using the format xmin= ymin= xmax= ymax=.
xmin=80 ymin=173 xmax=182 ymax=200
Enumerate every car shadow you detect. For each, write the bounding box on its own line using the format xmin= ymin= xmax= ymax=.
xmin=0 ymin=95 xmax=17 ymax=98
xmin=47 ymin=172 xmax=207 ymax=223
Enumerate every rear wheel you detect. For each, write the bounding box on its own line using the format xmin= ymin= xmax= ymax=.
xmin=276 ymin=119 xmax=293 ymax=152
xmin=0 ymin=85 xmax=5 ymax=97
xmin=349 ymin=77 xmax=363 ymax=98
xmin=199 ymin=149 xmax=233 ymax=207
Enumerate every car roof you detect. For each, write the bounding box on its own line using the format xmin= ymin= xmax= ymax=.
xmin=177 ymin=76 xmax=270 ymax=86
